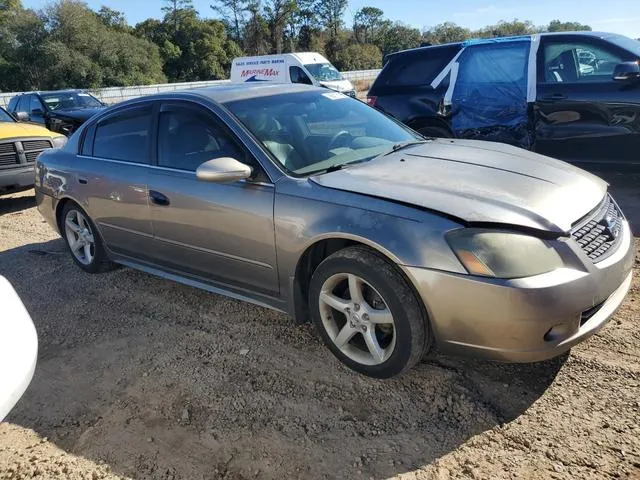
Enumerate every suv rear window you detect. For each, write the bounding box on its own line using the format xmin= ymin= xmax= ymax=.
xmin=376 ymin=45 xmax=461 ymax=87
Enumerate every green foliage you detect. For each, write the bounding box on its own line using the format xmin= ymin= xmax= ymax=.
xmin=545 ymin=20 xmax=592 ymax=32
xmin=353 ymin=6 xmax=384 ymax=44
xmin=333 ymin=43 xmax=382 ymax=70
xmin=422 ymin=22 xmax=471 ymax=45
xmin=0 ymin=0 xmax=599 ymax=92
xmin=0 ymin=1 xmax=165 ymax=91
xmin=375 ymin=22 xmax=422 ymax=57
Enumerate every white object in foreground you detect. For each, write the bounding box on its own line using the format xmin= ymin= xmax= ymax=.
xmin=0 ymin=275 xmax=37 ymax=421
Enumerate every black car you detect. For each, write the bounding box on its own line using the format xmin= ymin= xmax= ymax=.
xmin=7 ymin=90 xmax=107 ymax=136
xmin=367 ymin=32 xmax=640 ymax=165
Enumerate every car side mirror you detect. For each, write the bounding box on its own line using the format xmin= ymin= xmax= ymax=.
xmin=31 ymin=108 xmax=44 ymax=115
xmin=613 ymin=61 xmax=640 ymax=81
xmin=196 ymin=157 xmax=252 ymax=183
xmin=14 ymin=111 xmax=29 ymax=121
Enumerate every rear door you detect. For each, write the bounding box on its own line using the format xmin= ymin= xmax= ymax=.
xmin=449 ymin=39 xmax=533 ymax=149
xmin=146 ymin=101 xmax=279 ymax=295
xmin=535 ymin=34 xmax=640 ymax=165
xmin=78 ymin=104 xmax=155 ymax=260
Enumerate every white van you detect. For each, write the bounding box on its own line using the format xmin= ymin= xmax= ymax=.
xmin=230 ymin=52 xmax=356 ymax=97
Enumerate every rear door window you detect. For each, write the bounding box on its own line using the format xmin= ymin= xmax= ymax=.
xmin=93 ymin=106 xmax=152 ymax=164
xmin=377 ymin=45 xmax=460 ymax=87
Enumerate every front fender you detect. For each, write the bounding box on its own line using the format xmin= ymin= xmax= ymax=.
xmin=274 ymin=178 xmax=467 ymax=290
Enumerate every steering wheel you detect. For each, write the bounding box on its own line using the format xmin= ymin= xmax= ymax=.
xmin=328 ymin=130 xmax=352 ymax=150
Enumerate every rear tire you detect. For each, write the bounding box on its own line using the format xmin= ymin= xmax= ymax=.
xmin=309 ymin=246 xmax=430 ymax=378
xmin=61 ymin=202 xmax=117 ymax=274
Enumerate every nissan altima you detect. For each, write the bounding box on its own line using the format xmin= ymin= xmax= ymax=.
xmin=34 ymin=84 xmax=633 ymax=378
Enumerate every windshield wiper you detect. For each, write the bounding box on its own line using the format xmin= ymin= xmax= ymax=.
xmin=385 ymin=140 xmax=427 ymax=155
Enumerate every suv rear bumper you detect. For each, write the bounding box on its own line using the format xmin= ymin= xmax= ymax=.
xmin=0 ymin=165 xmax=34 ymax=193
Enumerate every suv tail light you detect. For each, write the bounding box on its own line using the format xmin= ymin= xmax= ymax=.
xmin=366 ymin=96 xmax=377 ymax=107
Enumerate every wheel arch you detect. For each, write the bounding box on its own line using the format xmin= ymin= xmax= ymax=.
xmin=406 ymin=116 xmax=453 ymax=137
xmin=291 ymin=233 xmax=427 ymax=327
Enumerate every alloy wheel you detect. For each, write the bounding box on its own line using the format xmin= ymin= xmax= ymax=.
xmin=318 ymin=273 xmax=396 ymax=366
xmin=64 ymin=209 xmax=95 ymax=266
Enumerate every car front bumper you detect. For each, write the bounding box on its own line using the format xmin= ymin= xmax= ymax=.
xmin=404 ymin=220 xmax=634 ymax=362
xmin=0 ymin=165 xmax=34 ymax=193
xmin=0 ymin=276 xmax=37 ymax=420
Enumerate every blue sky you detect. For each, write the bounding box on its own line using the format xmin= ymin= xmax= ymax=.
xmin=23 ymin=0 xmax=640 ymax=38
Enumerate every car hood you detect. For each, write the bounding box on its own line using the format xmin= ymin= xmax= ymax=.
xmin=319 ymin=79 xmax=354 ymax=92
xmin=51 ymin=107 xmax=106 ymax=122
xmin=311 ymin=139 xmax=607 ymax=234
xmin=0 ymin=121 xmax=57 ymax=139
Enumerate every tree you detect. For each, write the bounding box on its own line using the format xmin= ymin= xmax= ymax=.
xmin=353 ymin=6 xmax=384 ymax=44
xmin=96 ymin=6 xmax=129 ymax=32
xmin=545 ymin=20 xmax=592 ymax=32
xmin=210 ymin=0 xmax=247 ymax=43
xmin=375 ymin=21 xmax=421 ymax=57
xmin=243 ymin=0 xmax=270 ymax=55
xmin=263 ymin=0 xmax=296 ymax=53
xmin=476 ymin=19 xmax=536 ymax=38
xmin=422 ymin=22 xmax=471 ymax=45
xmin=314 ymin=0 xmax=347 ymax=39
xmin=161 ymin=0 xmax=196 ymax=31
xmin=333 ymin=43 xmax=382 ymax=70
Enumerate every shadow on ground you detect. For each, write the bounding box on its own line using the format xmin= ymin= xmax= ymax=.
xmin=1 ymin=238 xmax=565 ymax=479
xmin=0 ymin=192 xmax=35 ymax=216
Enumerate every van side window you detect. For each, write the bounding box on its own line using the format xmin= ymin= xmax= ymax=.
xmin=542 ymin=40 xmax=629 ymax=83
xmin=290 ymin=66 xmax=313 ymax=85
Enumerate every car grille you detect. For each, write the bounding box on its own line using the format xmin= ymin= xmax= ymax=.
xmin=22 ymin=140 xmax=52 ymax=151
xmin=0 ymin=138 xmax=53 ymax=167
xmin=571 ymin=195 xmax=624 ymax=263
xmin=0 ymin=141 xmax=19 ymax=166
xmin=22 ymin=138 xmax=53 ymax=163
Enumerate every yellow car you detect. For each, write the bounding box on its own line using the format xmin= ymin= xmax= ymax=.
xmin=1 ymin=106 xmax=66 ymax=195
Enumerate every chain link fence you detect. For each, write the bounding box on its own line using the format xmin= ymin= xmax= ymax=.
xmin=0 ymin=69 xmax=380 ymax=108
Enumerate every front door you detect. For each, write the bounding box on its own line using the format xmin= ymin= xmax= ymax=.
xmin=147 ymin=101 xmax=279 ymax=295
xmin=535 ymin=34 xmax=640 ymax=166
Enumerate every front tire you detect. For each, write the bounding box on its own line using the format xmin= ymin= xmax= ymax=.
xmin=309 ymin=246 xmax=429 ymax=378
xmin=61 ymin=202 xmax=117 ymax=273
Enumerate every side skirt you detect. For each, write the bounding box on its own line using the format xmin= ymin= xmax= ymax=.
xmin=111 ymin=254 xmax=289 ymax=315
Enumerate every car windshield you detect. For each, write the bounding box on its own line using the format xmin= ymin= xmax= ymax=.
xmin=304 ymin=63 xmax=343 ymax=82
xmin=603 ymin=34 xmax=640 ymax=57
xmin=0 ymin=108 xmax=15 ymax=123
xmin=40 ymin=92 xmax=103 ymax=111
xmin=224 ymin=90 xmax=421 ymax=176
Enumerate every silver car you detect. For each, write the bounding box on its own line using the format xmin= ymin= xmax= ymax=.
xmin=35 ymin=84 xmax=634 ymax=378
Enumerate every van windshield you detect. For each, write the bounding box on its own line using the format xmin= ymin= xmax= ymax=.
xmin=304 ymin=63 xmax=343 ymax=82
xmin=603 ymin=33 xmax=640 ymax=57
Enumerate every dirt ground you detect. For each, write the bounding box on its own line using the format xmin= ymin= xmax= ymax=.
xmin=0 ymin=183 xmax=638 ymax=480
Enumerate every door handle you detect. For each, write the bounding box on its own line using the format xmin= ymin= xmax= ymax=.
xmin=78 ymin=177 xmax=88 ymax=185
xmin=149 ymin=190 xmax=170 ymax=206
xmin=544 ymin=93 xmax=567 ymax=101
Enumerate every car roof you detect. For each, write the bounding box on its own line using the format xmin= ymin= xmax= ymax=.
xmin=390 ymin=31 xmax=622 ymax=58
xmin=16 ymin=89 xmax=86 ymax=96
xmin=121 ymin=83 xmax=327 ymax=106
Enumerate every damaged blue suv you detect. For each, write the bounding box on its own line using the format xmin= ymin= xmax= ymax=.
xmin=367 ymin=32 xmax=640 ymax=166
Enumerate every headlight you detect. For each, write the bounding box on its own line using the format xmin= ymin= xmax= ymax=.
xmin=446 ymin=229 xmax=563 ymax=279
xmin=52 ymin=136 xmax=67 ymax=148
